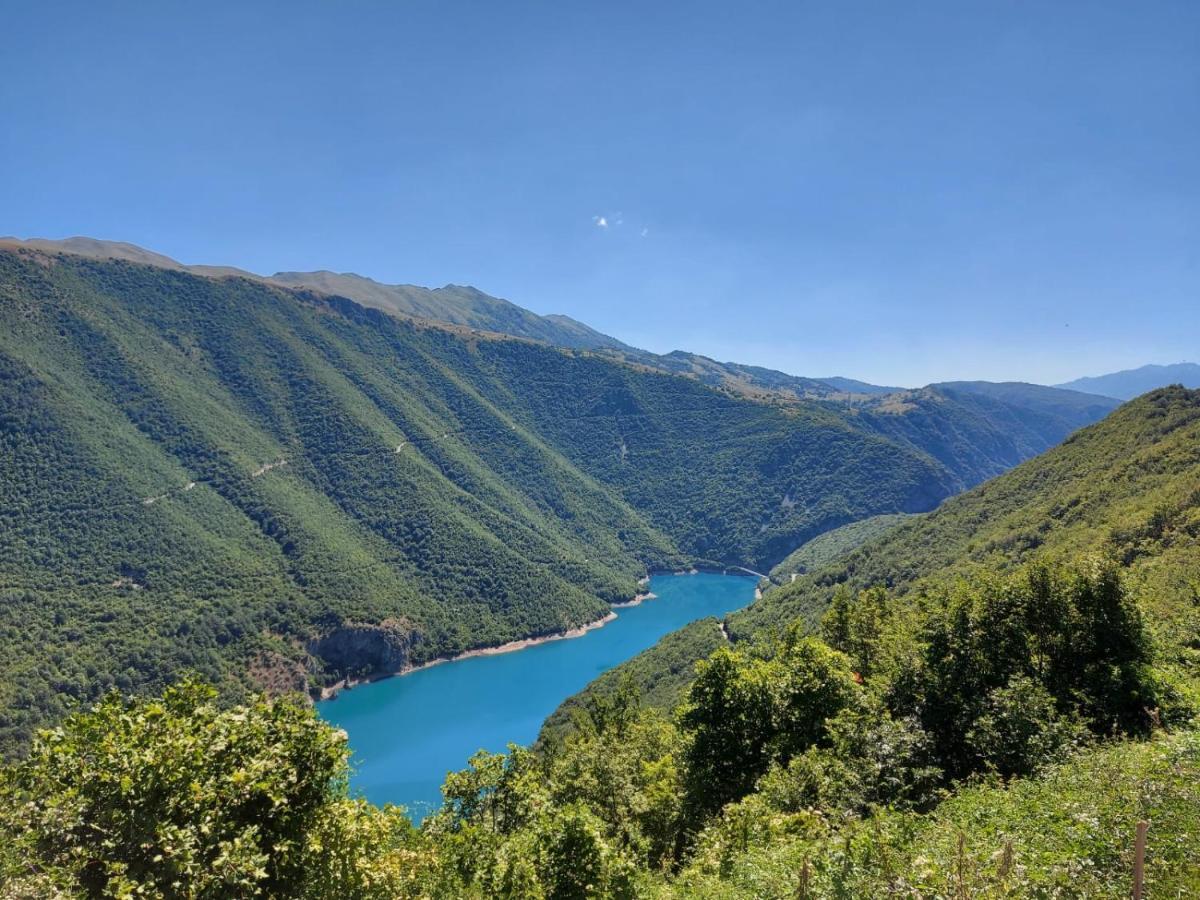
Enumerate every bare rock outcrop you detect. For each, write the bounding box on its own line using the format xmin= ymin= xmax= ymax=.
xmin=308 ymin=618 xmax=420 ymax=678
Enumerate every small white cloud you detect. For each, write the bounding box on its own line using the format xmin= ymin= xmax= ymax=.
xmin=593 ymin=215 xmax=608 ymax=229
xmin=640 ymin=227 xmax=649 ymax=238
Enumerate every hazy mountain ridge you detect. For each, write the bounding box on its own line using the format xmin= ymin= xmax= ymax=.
xmin=1055 ymin=362 xmax=1200 ymax=400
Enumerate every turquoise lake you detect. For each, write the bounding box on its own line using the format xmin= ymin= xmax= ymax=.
xmin=318 ymin=572 xmax=756 ymax=819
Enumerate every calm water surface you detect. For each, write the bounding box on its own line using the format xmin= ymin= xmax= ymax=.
xmin=318 ymin=572 xmax=756 ymax=819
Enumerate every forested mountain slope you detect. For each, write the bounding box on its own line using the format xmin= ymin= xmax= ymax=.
xmin=0 ymin=248 xmax=948 ymax=753
xmin=768 ymin=512 xmax=912 ymax=582
xmin=611 ymin=374 xmax=1122 ymax=495
xmin=549 ymin=387 xmax=1198 ymax=735
xmin=439 ymin=339 xmax=950 ymax=568
xmin=593 ymin=348 xmax=863 ymax=401
xmin=933 ymin=379 xmax=1119 ymax=428
xmin=0 ymin=245 xmax=1123 ymax=755
xmin=654 ymin=386 xmax=1200 ymax=898
xmin=847 ymin=383 xmax=1119 ymax=491
xmin=6 ymin=389 xmax=1195 ymax=898
xmin=0 ymin=254 xmax=681 ymax=753
xmin=736 ymin=385 xmax=1200 ymax=640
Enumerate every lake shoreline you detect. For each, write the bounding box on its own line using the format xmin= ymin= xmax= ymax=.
xmin=317 ymin=567 xmax=761 ymax=702
xmin=317 ymin=572 xmax=761 ymax=812
xmin=612 ymin=591 xmax=657 ymax=608
xmin=318 ymin=610 xmax=619 ymax=701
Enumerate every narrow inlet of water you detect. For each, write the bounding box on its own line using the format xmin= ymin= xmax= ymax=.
xmin=318 ymin=571 xmax=756 ymax=819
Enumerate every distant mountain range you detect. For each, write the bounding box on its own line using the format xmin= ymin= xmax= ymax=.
xmin=1055 ymin=362 xmax=1200 ymax=400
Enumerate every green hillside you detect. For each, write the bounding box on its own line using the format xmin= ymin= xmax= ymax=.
xmin=547 ymin=387 xmax=1199 ymax=740
xmin=3 ymin=388 xmax=1195 ymax=898
xmin=0 ymin=246 xmax=1130 ymax=755
xmin=668 ymin=730 xmax=1200 ymax=898
xmin=0 ymin=237 xmax=633 ymax=352
xmin=537 ymin=617 xmax=731 ymax=745
xmin=735 ymin=385 xmax=1200 ymax=641
xmin=528 ymin=387 xmax=1200 ymax=897
xmin=768 ymin=512 xmax=913 ymax=582
xmin=595 ymin=348 xmax=853 ymax=401
xmin=817 ymin=375 xmax=904 ymax=395
xmin=847 ymin=383 xmax=1119 ymax=491
xmin=0 ymin=246 xmax=998 ymax=754
xmin=0 ymin=251 xmax=683 ymax=753
xmin=0 ymin=245 xmax=1195 ymax=895
xmin=933 ymin=379 xmax=1121 ymax=427
xmin=652 ymin=387 xmax=1200 ymax=898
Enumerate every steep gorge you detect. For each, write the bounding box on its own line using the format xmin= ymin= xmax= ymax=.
xmin=0 ymin=246 xmax=1115 ymax=753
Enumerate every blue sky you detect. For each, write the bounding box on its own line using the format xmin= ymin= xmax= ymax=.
xmin=2 ymin=1 xmax=1196 ymax=386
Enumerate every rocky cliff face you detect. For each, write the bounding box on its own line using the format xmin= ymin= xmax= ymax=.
xmin=308 ymin=619 xmax=420 ymax=678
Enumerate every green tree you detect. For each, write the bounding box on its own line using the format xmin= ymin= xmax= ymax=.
xmin=965 ymin=676 xmax=1086 ymax=778
xmin=529 ymin=802 xmax=637 ymax=900
xmin=680 ymin=635 xmax=859 ymax=822
xmin=916 ymin=559 xmax=1155 ymax=776
xmin=549 ymin=686 xmax=684 ymax=869
xmin=437 ymin=746 xmax=540 ymax=836
xmin=0 ymin=682 xmax=431 ymax=898
xmin=821 ymin=584 xmax=893 ymax=678
xmin=759 ymin=701 xmax=942 ymax=816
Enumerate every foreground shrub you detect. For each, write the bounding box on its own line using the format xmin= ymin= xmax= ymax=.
xmin=670 ymin=730 xmax=1200 ymax=899
xmin=0 ymin=682 xmax=431 ymax=898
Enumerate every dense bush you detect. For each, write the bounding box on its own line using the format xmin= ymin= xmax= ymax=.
xmin=0 ymin=682 xmax=432 ymax=898
xmin=679 ymin=636 xmax=858 ymax=820
xmin=822 ymin=559 xmax=1157 ymax=779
